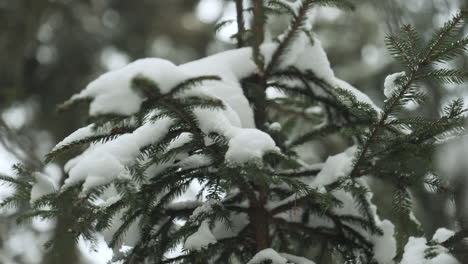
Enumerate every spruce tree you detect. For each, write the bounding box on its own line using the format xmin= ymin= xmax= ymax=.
xmin=1 ymin=1 xmax=468 ymax=263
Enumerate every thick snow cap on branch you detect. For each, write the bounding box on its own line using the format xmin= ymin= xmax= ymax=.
xmin=247 ymin=248 xmax=288 ymax=264
xmin=69 ymin=32 xmax=379 ymax=121
xmin=280 ymin=253 xmax=316 ymax=264
xmin=247 ymin=248 xmax=318 ymax=264
xmin=58 ymin=32 xmax=380 ymax=192
xmin=384 ymin=72 xmax=406 ymax=98
xmin=71 ymin=59 xmax=187 ymax=116
xmin=310 ymin=146 xmax=356 ymax=190
xmin=62 ymin=114 xmax=174 ymax=192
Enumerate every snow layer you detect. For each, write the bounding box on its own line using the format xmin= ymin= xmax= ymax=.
xmin=401 ymin=228 xmax=459 ymax=264
xmin=184 ymin=221 xmax=217 ymax=251
xmin=369 ymin=212 xmax=397 ymax=263
xmin=384 ymin=72 xmax=406 ymax=98
xmin=247 ymin=248 xmax=288 ymax=264
xmin=193 ymin=108 xmax=279 ymax=165
xmin=225 ymin=128 xmax=279 ymax=165
xmin=280 ymin=253 xmax=316 ymax=264
xmin=335 ymin=78 xmax=381 ymax=113
xmin=63 ymin=114 xmax=173 ymax=193
xmin=178 ymin=154 xmax=212 ymax=169
xmin=72 ymin=59 xmax=187 ymax=116
xmin=52 ymin=124 xmax=95 ymax=152
xmin=211 ymin=212 xmax=249 ymax=240
xmin=69 ymin=31 xmax=378 ymax=128
xmin=30 ymin=172 xmax=56 ymax=204
xmin=189 ymin=199 xmax=219 ymax=222
xmin=268 ymin=147 xmax=356 ymax=210
xmin=59 ymin=30 xmax=382 ymax=192
xmin=310 ymin=146 xmax=356 ymax=189
xmin=329 ymin=188 xmax=397 ymax=264
xmin=78 ymin=234 xmax=113 ymax=264
xmin=432 ymin=228 xmax=455 ymax=243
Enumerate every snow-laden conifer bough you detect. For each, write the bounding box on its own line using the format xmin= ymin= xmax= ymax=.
xmin=1 ymin=1 xmax=468 ymax=264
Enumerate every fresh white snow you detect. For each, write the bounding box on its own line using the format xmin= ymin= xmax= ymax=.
xmin=30 ymin=172 xmax=56 ymax=204
xmin=51 ymin=124 xmax=96 ymax=152
xmin=189 ymin=199 xmax=219 ymax=222
xmin=184 ymin=221 xmax=217 ymax=251
xmin=72 ymin=59 xmax=187 ymax=116
xmin=280 ymin=253 xmax=316 ymax=264
xmin=310 ymin=146 xmax=356 ymax=189
xmin=225 ymin=128 xmax=280 ymax=165
xmin=384 ymin=72 xmax=406 ymax=98
xmin=63 ymin=114 xmax=174 ymax=193
xmin=432 ymin=227 xmax=455 ymax=243
xmin=247 ymin=248 xmax=288 ymax=264
xmin=401 ymin=228 xmax=459 ymax=264
xmin=58 ymin=29 xmax=382 ymax=193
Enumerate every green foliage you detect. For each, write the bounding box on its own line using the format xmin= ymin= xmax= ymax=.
xmin=422 ymin=68 xmax=468 ymax=84
xmin=0 ymin=164 xmax=33 ymax=209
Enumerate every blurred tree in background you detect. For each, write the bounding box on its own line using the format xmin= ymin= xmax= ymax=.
xmin=0 ymin=0 xmax=466 ymax=263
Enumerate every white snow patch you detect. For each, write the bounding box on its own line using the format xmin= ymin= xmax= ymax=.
xmin=365 ymin=192 xmax=397 ymax=264
xmin=211 ymin=212 xmax=249 ymax=240
xmin=269 ymin=122 xmax=282 ymax=131
xmin=78 ymin=234 xmax=113 ymax=264
xmin=401 ymin=228 xmax=460 ymax=264
xmin=371 ymin=219 xmax=396 ymax=264
xmin=401 ymin=237 xmax=428 ymax=264
xmin=225 ymin=128 xmax=280 ymax=165
xmin=335 ymin=78 xmax=382 ymax=114
xmin=63 ymin=116 xmax=174 ymax=193
xmin=178 ymin=154 xmax=212 ymax=169
xmin=189 ymin=199 xmax=220 ymax=222
xmin=310 ymin=146 xmax=357 ymax=189
xmin=73 ymin=58 xmax=187 ymax=116
xmin=432 ymin=228 xmax=455 ymax=243
xmin=52 ymin=124 xmax=96 ymax=152
xmin=70 ymin=31 xmax=379 ymax=127
xmin=305 ymin=106 xmax=323 ymax=115
xmin=266 ymin=147 xmax=357 ymax=213
xmin=184 ymin=221 xmax=217 ymax=251
xmin=30 ymin=172 xmax=56 ymax=204
xmin=280 ymin=253 xmax=316 ymax=264
xmin=247 ymin=248 xmax=287 ymax=264
xmin=384 ymin=72 xmax=406 ymax=98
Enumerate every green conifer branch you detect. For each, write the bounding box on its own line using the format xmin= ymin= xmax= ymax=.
xmin=422 ymin=10 xmax=467 ymax=65
xmin=265 ymin=0 xmax=315 ymax=75
xmin=168 ymin=75 xmax=221 ymax=96
xmin=45 ymin=127 xmax=134 ymax=163
xmin=420 ymin=68 xmax=468 ymax=84
xmin=351 ymin=11 xmax=467 ymax=179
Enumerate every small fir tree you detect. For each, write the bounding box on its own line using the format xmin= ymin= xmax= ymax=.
xmin=1 ymin=1 xmax=468 ymax=263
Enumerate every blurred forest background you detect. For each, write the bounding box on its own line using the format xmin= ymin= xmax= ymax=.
xmin=0 ymin=0 xmax=466 ymax=263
